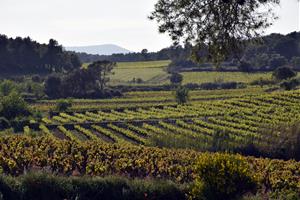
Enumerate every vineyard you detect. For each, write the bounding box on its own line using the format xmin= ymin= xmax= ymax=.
xmin=23 ymin=89 xmax=300 ymax=152
xmin=3 ymin=86 xmax=300 ymax=198
xmin=0 ymin=136 xmax=299 ymax=191
xmin=31 ymin=87 xmax=265 ymax=112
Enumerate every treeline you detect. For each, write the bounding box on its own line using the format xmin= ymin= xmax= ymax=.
xmin=169 ymin=31 xmax=300 ymax=72
xmin=0 ymin=35 xmax=81 ymax=75
xmin=44 ymin=61 xmax=121 ymax=99
xmin=74 ymin=32 xmax=300 ymax=73
xmin=241 ymin=31 xmax=300 ymax=71
xmin=74 ymin=47 xmax=186 ymax=63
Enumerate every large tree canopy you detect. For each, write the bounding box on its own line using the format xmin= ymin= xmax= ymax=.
xmin=0 ymin=35 xmax=81 ymax=75
xmin=150 ymin=0 xmax=280 ymax=66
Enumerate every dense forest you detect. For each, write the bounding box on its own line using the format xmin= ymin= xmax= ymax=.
xmin=0 ymin=35 xmax=81 ymax=75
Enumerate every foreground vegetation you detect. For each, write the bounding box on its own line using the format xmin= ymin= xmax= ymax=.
xmin=0 ymin=136 xmax=299 ymax=199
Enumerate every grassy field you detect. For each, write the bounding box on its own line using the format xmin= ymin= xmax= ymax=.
xmin=109 ymin=60 xmax=170 ymax=85
xmin=84 ymin=60 xmax=289 ymax=86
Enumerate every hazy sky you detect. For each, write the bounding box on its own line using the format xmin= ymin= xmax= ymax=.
xmin=0 ymin=0 xmax=299 ymax=52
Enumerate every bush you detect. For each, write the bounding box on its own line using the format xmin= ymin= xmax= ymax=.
xmin=250 ymin=78 xmax=276 ymax=87
xmin=170 ymin=73 xmax=183 ymax=85
xmin=44 ymin=75 xmax=62 ymax=99
xmin=0 ymin=92 xmax=30 ymax=120
xmin=280 ymin=78 xmax=299 ymax=90
xmin=268 ymin=55 xmax=287 ymax=70
xmin=31 ymin=75 xmax=41 ymax=83
xmin=175 ymin=86 xmax=189 ymax=104
xmin=191 ymin=153 xmax=256 ymax=200
xmin=199 ymin=82 xmax=219 ymax=90
xmin=0 ymin=173 xmax=185 ymax=200
xmin=273 ymin=67 xmax=297 ymax=80
xmin=0 ymin=117 xmax=10 ymax=130
xmin=0 ymin=80 xmax=18 ymax=96
xmin=238 ymin=61 xmax=253 ymax=72
xmin=136 ymin=78 xmax=144 ymax=84
xmin=200 ymin=82 xmax=244 ymax=90
xmin=55 ymin=99 xmax=72 ymax=112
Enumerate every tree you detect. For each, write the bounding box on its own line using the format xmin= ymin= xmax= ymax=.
xmin=141 ymin=49 xmax=149 ymax=60
xmin=0 ymin=34 xmax=81 ymax=75
xmin=238 ymin=61 xmax=252 ymax=72
xmin=175 ymin=86 xmax=189 ymax=104
xmin=150 ymin=0 xmax=279 ymax=67
xmin=291 ymin=56 xmax=300 ymax=69
xmin=44 ymin=75 xmax=62 ymax=99
xmin=0 ymin=80 xmax=17 ymax=96
xmin=268 ymin=54 xmax=287 ymax=69
xmin=87 ymin=60 xmax=115 ymax=90
xmin=273 ymin=67 xmax=297 ymax=81
xmin=170 ymin=73 xmax=183 ymax=85
xmin=0 ymin=92 xmax=30 ymax=120
xmin=141 ymin=49 xmax=148 ymax=54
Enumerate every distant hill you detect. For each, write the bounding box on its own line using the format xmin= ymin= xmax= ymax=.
xmin=65 ymin=44 xmax=132 ymax=55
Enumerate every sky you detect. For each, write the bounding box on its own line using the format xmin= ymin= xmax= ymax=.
xmin=0 ymin=0 xmax=299 ymax=52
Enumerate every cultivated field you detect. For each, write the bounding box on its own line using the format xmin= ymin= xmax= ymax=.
xmin=109 ymin=60 xmax=170 ymax=85
xmin=104 ymin=60 xmax=289 ymax=85
xmin=181 ymin=71 xmax=273 ymax=84
xmin=24 ymin=88 xmax=300 ymax=151
xmin=2 ymin=87 xmax=300 ymax=195
xmin=2 ymin=60 xmax=300 ymax=198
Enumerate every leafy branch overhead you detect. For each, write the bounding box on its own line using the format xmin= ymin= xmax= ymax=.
xmin=150 ymin=0 xmax=280 ymax=66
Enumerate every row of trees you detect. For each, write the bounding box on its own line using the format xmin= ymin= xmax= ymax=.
xmin=74 ymin=47 xmax=182 ymax=63
xmin=168 ymin=32 xmax=300 ymax=73
xmin=74 ymin=32 xmax=300 ymax=73
xmin=0 ymin=35 xmax=81 ymax=75
xmin=45 ymin=61 xmax=121 ymax=99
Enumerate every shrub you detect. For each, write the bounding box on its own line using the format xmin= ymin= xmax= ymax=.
xmin=0 ymin=173 xmax=186 ymax=200
xmin=200 ymin=82 xmax=244 ymax=90
xmin=250 ymin=78 xmax=276 ymax=87
xmin=0 ymin=92 xmax=30 ymax=120
xmin=136 ymin=78 xmax=144 ymax=84
xmin=170 ymin=73 xmax=183 ymax=85
xmin=31 ymin=75 xmax=41 ymax=83
xmin=0 ymin=117 xmax=10 ymax=130
xmin=273 ymin=67 xmax=297 ymax=81
xmin=0 ymin=80 xmax=18 ymax=96
xmin=0 ymin=175 xmax=21 ymax=200
xmin=191 ymin=153 xmax=256 ymax=200
xmin=280 ymin=78 xmax=299 ymax=91
xmin=55 ymin=99 xmax=72 ymax=112
xmin=200 ymin=82 xmax=219 ymax=90
xmin=268 ymin=55 xmax=287 ymax=70
xmin=238 ymin=61 xmax=253 ymax=72
xmin=44 ymin=75 xmax=62 ymax=99
xmin=21 ymin=173 xmax=72 ymax=200
xmin=175 ymin=86 xmax=189 ymax=104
